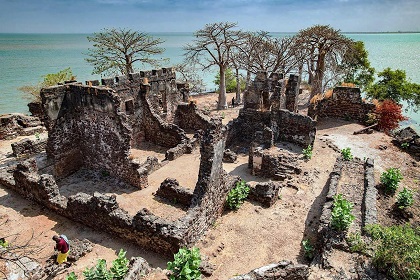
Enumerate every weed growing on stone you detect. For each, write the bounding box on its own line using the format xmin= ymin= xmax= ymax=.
xmin=396 ymin=188 xmax=414 ymax=210
xmin=365 ymin=224 xmax=420 ymax=280
xmin=167 ymin=247 xmax=201 ymax=280
xmin=401 ymin=142 xmax=410 ymax=149
xmin=380 ymin=167 xmax=403 ymax=194
xmin=341 ymin=148 xmax=353 ymax=161
xmin=346 ymin=232 xmax=367 ymax=254
xmin=302 ymin=145 xmax=313 ymax=160
xmin=226 ymin=180 xmax=250 ymax=210
xmin=302 ymin=239 xmax=315 ymax=260
xmin=331 ymin=194 xmax=355 ymax=231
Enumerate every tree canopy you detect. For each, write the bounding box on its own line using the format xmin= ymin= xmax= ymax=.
xmin=184 ymin=22 xmax=244 ymax=109
xmin=86 ymin=28 xmax=165 ymax=76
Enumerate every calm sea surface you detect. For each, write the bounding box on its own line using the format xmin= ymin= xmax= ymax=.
xmin=0 ymin=32 xmax=419 ymax=130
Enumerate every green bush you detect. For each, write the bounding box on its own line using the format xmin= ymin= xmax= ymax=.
xmin=66 ymin=272 xmax=78 ymax=280
xmin=346 ymin=232 xmax=367 ymax=253
xmin=396 ymin=188 xmax=414 ymax=209
xmin=341 ymin=148 xmax=353 ymax=161
xmin=380 ymin=167 xmax=403 ymax=194
xmin=365 ymin=224 xmax=420 ymax=280
xmin=110 ymin=249 xmax=130 ymax=280
xmin=302 ymin=239 xmax=315 ymax=260
xmin=331 ymin=194 xmax=355 ymax=231
xmin=167 ymin=247 xmax=201 ymax=280
xmin=81 ymin=249 xmax=129 ymax=280
xmin=226 ymin=180 xmax=250 ymax=210
xmin=302 ymin=145 xmax=313 ymax=160
xmin=83 ymin=259 xmax=112 ymax=280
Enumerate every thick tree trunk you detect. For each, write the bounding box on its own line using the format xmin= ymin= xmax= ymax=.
xmin=245 ymin=71 xmax=252 ymax=92
xmin=310 ymin=53 xmax=326 ymax=99
xmin=218 ymin=66 xmax=228 ymax=110
xmin=235 ymin=68 xmax=241 ymax=104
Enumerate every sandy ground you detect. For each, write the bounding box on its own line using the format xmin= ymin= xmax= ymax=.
xmin=0 ymin=91 xmax=418 ymax=279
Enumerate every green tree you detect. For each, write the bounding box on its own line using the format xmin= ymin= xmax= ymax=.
xmin=367 ymin=68 xmax=420 ymax=111
xmin=18 ymin=67 xmax=75 ymax=102
xmin=86 ymin=28 xmax=165 ymax=76
xmin=342 ymin=41 xmax=375 ymax=91
xmin=214 ymin=68 xmax=245 ymax=93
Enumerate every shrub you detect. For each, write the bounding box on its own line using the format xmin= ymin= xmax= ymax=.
xmin=302 ymin=239 xmax=315 ymax=260
xmin=331 ymin=194 xmax=355 ymax=231
xmin=302 ymin=145 xmax=313 ymax=160
xmin=380 ymin=167 xmax=403 ymax=194
xmin=396 ymin=188 xmax=414 ymax=210
xmin=365 ymin=224 xmax=420 ymax=280
xmin=341 ymin=148 xmax=353 ymax=161
xmin=167 ymin=247 xmax=201 ymax=280
xmin=83 ymin=259 xmax=112 ymax=280
xmin=110 ymin=249 xmax=130 ymax=280
xmin=226 ymin=180 xmax=250 ymax=210
xmin=82 ymin=249 xmax=129 ymax=280
xmin=401 ymin=142 xmax=410 ymax=149
xmin=374 ymin=99 xmax=407 ymax=133
xmin=346 ymin=232 xmax=367 ymax=253
xmin=66 ymin=272 xmax=78 ymax=280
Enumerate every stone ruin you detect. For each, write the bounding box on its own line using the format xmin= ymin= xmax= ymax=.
xmin=0 ymin=113 xmax=44 ymax=140
xmin=308 ymin=86 xmax=375 ymax=123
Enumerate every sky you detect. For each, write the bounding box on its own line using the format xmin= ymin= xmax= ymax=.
xmin=0 ymin=0 xmax=419 ymax=33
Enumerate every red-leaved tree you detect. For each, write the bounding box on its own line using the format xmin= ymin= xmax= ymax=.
xmin=375 ymin=99 xmax=407 ymax=133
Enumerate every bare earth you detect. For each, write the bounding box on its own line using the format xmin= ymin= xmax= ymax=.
xmin=0 ymin=92 xmax=418 ymax=279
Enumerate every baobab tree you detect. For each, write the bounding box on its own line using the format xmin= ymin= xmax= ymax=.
xmin=294 ymin=25 xmax=354 ymax=98
xmin=184 ymin=22 xmax=244 ymax=109
xmin=86 ymin=28 xmax=165 ymax=76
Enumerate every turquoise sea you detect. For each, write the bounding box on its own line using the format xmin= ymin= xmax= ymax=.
xmin=0 ymin=32 xmax=419 ymax=131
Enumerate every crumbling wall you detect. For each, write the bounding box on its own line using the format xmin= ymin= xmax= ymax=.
xmin=11 ymin=138 xmax=47 ymax=157
xmin=284 ymin=74 xmax=300 ymax=113
xmin=174 ymin=102 xmax=213 ymax=132
xmin=308 ymin=86 xmax=375 ymax=123
xmin=0 ymin=113 xmax=44 ymax=140
xmin=230 ymin=260 xmax=309 ymax=280
xmin=41 ymin=84 xmax=147 ymax=188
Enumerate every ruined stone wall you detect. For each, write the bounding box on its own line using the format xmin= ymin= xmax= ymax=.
xmin=0 ymin=114 xmax=44 ymax=140
xmin=11 ymin=138 xmax=47 ymax=157
xmin=272 ymin=109 xmax=316 ymax=147
xmin=42 ymin=84 xmax=146 ymax=188
xmin=284 ymin=74 xmax=300 ymax=113
xmin=308 ymin=86 xmax=375 ymax=123
xmin=174 ymin=102 xmax=213 ymax=132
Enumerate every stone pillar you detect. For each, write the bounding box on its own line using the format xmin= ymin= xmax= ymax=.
xmin=285 ymin=74 xmax=300 ymax=113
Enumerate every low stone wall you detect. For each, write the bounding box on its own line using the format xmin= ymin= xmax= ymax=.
xmin=156 ymin=178 xmax=193 ymax=207
xmin=174 ymin=102 xmax=214 ymax=132
xmin=11 ymin=138 xmax=47 ymax=157
xmin=248 ymin=182 xmax=282 ymax=207
xmin=393 ymin=126 xmax=420 ymax=158
xmin=363 ymin=158 xmax=377 ymax=227
xmin=0 ymin=113 xmax=44 ymax=140
xmin=229 ymin=260 xmax=309 ymax=280
xmin=308 ymin=86 xmax=375 ymax=123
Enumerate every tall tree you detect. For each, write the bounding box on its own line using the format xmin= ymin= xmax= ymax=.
xmin=86 ymin=28 xmax=165 ymax=76
xmin=184 ymin=22 xmax=243 ymax=109
xmin=295 ymin=25 xmax=354 ymax=98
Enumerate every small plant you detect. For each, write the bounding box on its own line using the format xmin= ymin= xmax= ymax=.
xmin=226 ymin=180 xmax=250 ymax=210
xmin=66 ymin=272 xmax=78 ymax=280
xmin=0 ymin=238 xmax=8 ymax=248
xmin=83 ymin=259 xmax=112 ymax=280
xmin=396 ymin=188 xmax=414 ymax=210
xmin=110 ymin=249 xmax=129 ymax=280
xmin=302 ymin=239 xmax=315 ymax=260
xmin=167 ymin=247 xmax=201 ymax=280
xmin=380 ymin=167 xmax=403 ymax=194
xmin=365 ymin=224 xmax=420 ymax=279
xmin=302 ymin=145 xmax=313 ymax=160
xmin=346 ymin=232 xmax=367 ymax=253
xmin=341 ymin=148 xmax=353 ymax=161
xmin=331 ymin=194 xmax=355 ymax=231
xmin=34 ymin=132 xmax=40 ymax=141
xmin=221 ymin=112 xmax=225 ymax=119
xmin=401 ymin=142 xmax=410 ymax=149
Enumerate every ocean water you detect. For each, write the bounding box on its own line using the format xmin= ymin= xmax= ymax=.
xmin=0 ymin=32 xmax=419 ymax=130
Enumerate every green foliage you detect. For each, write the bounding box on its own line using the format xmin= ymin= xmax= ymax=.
xmin=367 ymin=68 xmax=420 ymax=111
xmin=342 ymin=41 xmax=375 ymax=92
xmin=302 ymin=145 xmax=313 ymax=160
xmin=365 ymin=224 xmax=420 ymax=279
xmin=214 ymin=68 xmax=245 ymax=93
xmin=167 ymin=247 xmax=202 ymax=280
xmin=81 ymin=249 xmax=129 ymax=280
xmin=83 ymin=259 xmax=112 ymax=280
xmin=66 ymin=272 xmax=78 ymax=280
xmin=380 ymin=167 xmax=403 ymax=194
xmin=346 ymin=232 xmax=367 ymax=253
xmin=341 ymin=148 xmax=353 ymax=161
xmin=226 ymin=180 xmax=250 ymax=210
xmin=401 ymin=142 xmax=410 ymax=149
xmin=18 ymin=67 xmax=75 ymax=102
xmin=396 ymin=188 xmax=414 ymax=210
xmin=0 ymin=239 xmax=8 ymax=248
xmin=302 ymin=239 xmax=315 ymax=260
xmin=331 ymin=194 xmax=355 ymax=231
